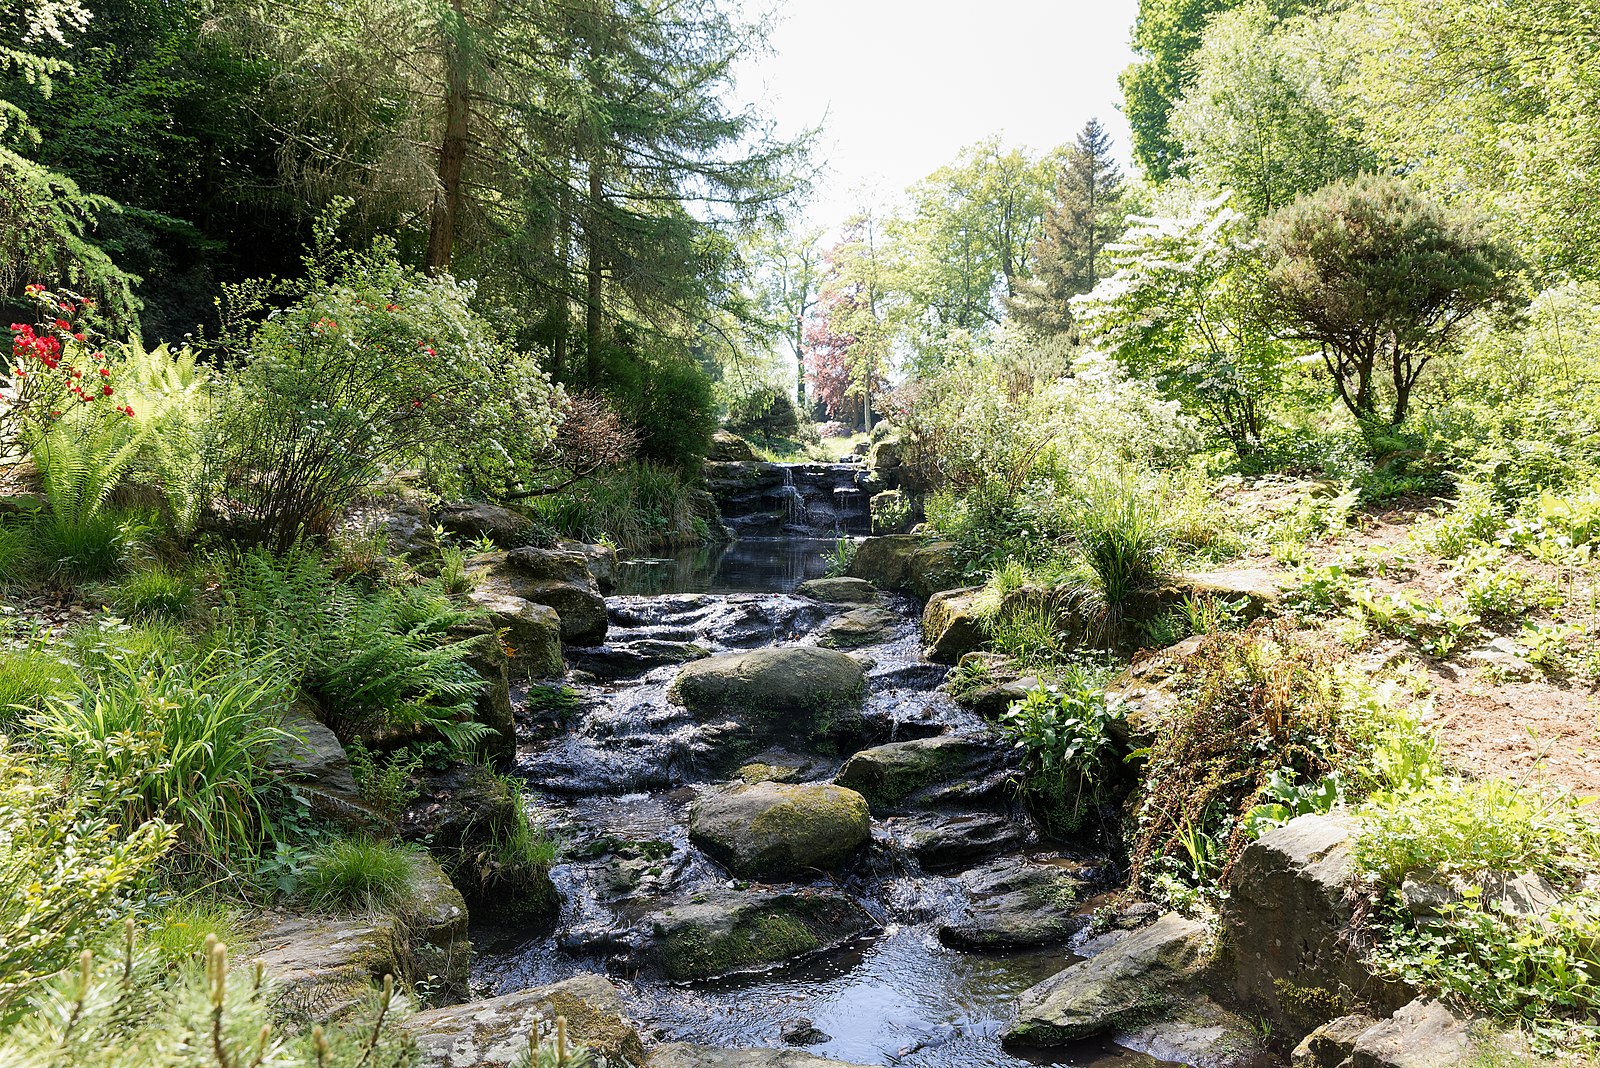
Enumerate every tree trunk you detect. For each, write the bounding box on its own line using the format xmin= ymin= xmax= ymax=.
xmin=426 ymin=0 xmax=470 ymax=275
xmin=585 ymin=156 xmax=604 ymax=389
xmin=550 ymin=176 xmax=571 ymax=381
xmin=794 ymin=316 xmax=806 ymax=409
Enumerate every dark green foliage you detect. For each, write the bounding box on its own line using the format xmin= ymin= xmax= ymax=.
xmin=1 ymin=507 xmax=152 ymax=585
xmin=999 ymin=674 xmax=1128 ymax=838
xmin=217 ymin=547 xmax=491 ymax=753
xmin=601 ymin=350 xmax=718 ymax=470
xmin=1264 ymin=175 xmax=1523 ymax=427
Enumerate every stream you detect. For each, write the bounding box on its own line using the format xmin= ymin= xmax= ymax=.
xmin=472 ymin=462 xmax=1179 ymax=1068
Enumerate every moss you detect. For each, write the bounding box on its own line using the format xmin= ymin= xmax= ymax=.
xmin=1272 ymin=978 xmax=1346 ymax=1035
xmin=736 ymin=762 xmax=803 ymax=784
xmin=539 ymin=991 xmax=647 ymax=1065
xmin=661 ymin=911 xmax=823 ymax=981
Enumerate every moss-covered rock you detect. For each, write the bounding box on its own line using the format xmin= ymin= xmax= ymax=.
xmin=403 ymin=854 xmax=472 ymax=1004
xmin=816 ymin=606 xmax=898 ymax=648
xmin=922 ymin=587 xmax=986 ymax=663
xmin=834 ymin=733 xmax=1014 ymax=812
xmin=796 ymin=576 xmax=877 ymax=604
xmin=643 ymin=888 xmax=876 ymax=981
xmin=1002 ymin=913 xmax=1210 ymax=1046
xmin=846 ymin=535 xmax=919 ymax=590
xmin=466 ymin=589 xmax=564 ymax=679
xmin=471 ymin=548 xmax=608 ymax=645
xmin=689 ymin=781 xmax=871 ymax=879
xmin=407 ymin=973 xmax=645 ymax=1067
xmin=938 ymin=857 xmax=1089 ymax=950
xmin=668 ymin=646 xmax=865 ymax=724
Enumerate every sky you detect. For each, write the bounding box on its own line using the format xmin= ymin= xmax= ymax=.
xmin=734 ymin=0 xmax=1142 ymax=232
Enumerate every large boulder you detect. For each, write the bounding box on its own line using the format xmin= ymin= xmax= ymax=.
xmin=797 ymin=576 xmax=877 ymax=604
xmin=404 ymin=854 xmax=473 ymax=1004
xmin=652 ymin=1046 xmax=871 ymax=1068
xmin=473 ymin=548 xmax=608 ymax=645
xmin=1345 ymin=999 xmax=1474 ymax=1068
xmin=689 ymin=781 xmax=871 ymax=879
xmin=816 ymin=606 xmax=898 ymax=648
xmin=641 ymin=888 xmax=876 ymax=981
xmin=938 ymin=858 xmax=1090 ymax=950
xmin=445 ymin=625 xmax=517 ymax=761
xmin=708 ymin=430 xmax=758 ymax=462
xmin=559 ymin=540 xmax=621 ymax=594
xmin=1224 ymin=815 xmax=1411 ymax=1036
xmin=407 ymin=973 xmax=646 ymax=1068
xmin=894 ymin=810 xmax=1027 ymax=871
xmin=922 ymin=587 xmax=986 ymax=663
xmin=834 ymin=733 xmax=1014 ymax=812
xmin=439 ymin=502 xmax=539 ymax=548
xmin=1003 ymin=912 xmax=1211 ymax=1046
xmin=466 ymin=589 xmax=564 ymax=679
xmin=668 ymin=646 xmax=866 ymax=730
xmin=848 ymin=536 xmax=962 ymax=598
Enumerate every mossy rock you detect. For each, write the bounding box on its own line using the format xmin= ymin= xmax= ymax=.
xmin=667 ymin=646 xmax=865 ymax=723
xmin=834 ymin=733 xmax=1011 ymax=812
xmin=646 ymin=888 xmax=876 ymax=981
xmin=797 ymin=576 xmax=877 ymax=604
xmin=464 ymin=590 xmax=564 ymax=680
xmin=922 ymin=587 xmax=986 ymax=663
xmin=689 ymin=781 xmax=871 ymax=879
xmin=816 ymin=606 xmax=898 ymax=648
xmin=407 ymin=973 xmax=645 ymax=1067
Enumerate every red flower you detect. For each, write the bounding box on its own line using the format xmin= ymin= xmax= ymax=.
xmin=25 ymin=283 xmax=45 ymax=294
xmin=102 ymin=385 xmax=113 ymax=396
xmin=98 ymin=367 xmax=109 ymax=377
xmin=52 ymin=318 xmax=71 ymax=331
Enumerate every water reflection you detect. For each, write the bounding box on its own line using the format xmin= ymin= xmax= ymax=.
xmin=614 ymin=536 xmax=848 ymax=595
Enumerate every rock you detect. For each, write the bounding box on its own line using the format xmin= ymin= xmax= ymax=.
xmin=847 ymin=536 xmax=964 ymax=599
xmin=1003 ymin=912 xmax=1210 ymax=1045
xmin=473 ymin=549 xmax=608 ymax=644
xmin=897 ymin=810 xmax=1027 ymax=871
xmin=689 ymin=781 xmax=871 ymax=879
xmin=400 ymin=764 xmax=559 ymax=925
xmin=1400 ymin=870 xmax=1561 ymax=923
xmin=269 ymin=707 xmax=388 ymax=833
xmin=780 ymin=1018 xmax=832 ymax=1046
xmin=797 ymin=576 xmax=877 ymax=604
xmin=816 ymin=606 xmax=898 ymax=648
xmin=668 ymin=646 xmax=866 ymax=726
xmin=405 ymin=854 xmax=472 ymax=1004
xmin=446 ymin=625 xmax=517 ymax=761
xmin=1292 ymin=1014 xmax=1380 ymax=1068
xmin=342 ymin=498 xmax=437 ymax=559
xmin=568 ymin=639 xmax=710 ymax=681
xmin=1106 ymin=635 xmax=1207 ymax=751
xmin=1225 ymin=815 xmax=1410 ymax=1036
xmin=938 ymin=858 xmax=1089 ymax=950
xmin=439 ymin=502 xmax=538 ymax=548
xmin=835 ymin=733 xmax=1014 ymax=812
xmin=922 ymin=587 xmax=986 ymax=663
xmin=708 ymin=429 xmax=758 ymax=462
xmin=1119 ymin=996 xmax=1270 ymax=1068
xmin=407 ymin=973 xmax=645 ymax=1068
xmin=253 ymin=914 xmax=407 ymax=1022
xmin=1347 ymin=999 xmax=1474 ymax=1068
xmin=559 ymin=540 xmax=620 ymax=593
xmin=651 ymin=1045 xmax=870 ymax=1068
xmin=642 ymin=888 xmax=876 ymax=981
xmin=466 ymin=590 xmax=564 ymax=679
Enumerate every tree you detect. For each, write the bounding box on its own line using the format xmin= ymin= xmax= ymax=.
xmin=1170 ymin=3 xmax=1375 ymax=217
xmin=749 ymin=222 xmax=825 ymax=407
xmin=1120 ymin=0 xmax=1317 ymax=182
xmin=1077 ymin=193 xmax=1287 ymax=453
xmin=1006 ymin=118 xmax=1126 ymax=339
xmin=1 ymin=0 xmax=138 ymax=325
xmin=1353 ymin=0 xmax=1600 ymax=279
xmin=887 ymin=137 xmax=1058 ymax=368
xmin=1263 ymin=175 xmax=1521 ymax=427
xmin=804 ymin=217 xmax=891 ymax=432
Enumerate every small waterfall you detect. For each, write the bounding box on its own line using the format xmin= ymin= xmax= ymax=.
xmin=777 ymin=466 xmax=809 ymax=528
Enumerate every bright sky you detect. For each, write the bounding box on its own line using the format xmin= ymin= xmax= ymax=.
xmin=735 ymin=0 xmax=1142 ymax=232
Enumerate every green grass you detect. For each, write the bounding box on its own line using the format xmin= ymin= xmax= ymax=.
xmin=1074 ymin=469 xmax=1170 ymax=607
xmin=105 ymin=564 xmax=195 ymax=621
xmin=300 ymin=838 xmax=420 ymax=913
xmin=146 ymin=897 xmax=243 ymax=959
xmin=0 ymin=644 xmax=74 ymax=730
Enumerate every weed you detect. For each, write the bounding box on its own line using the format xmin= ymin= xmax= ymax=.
xmin=999 ymin=673 xmax=1127 ymax=837
xmin=105 ymin=564 xmax=194 ymax=621
xmin=300 ymin=838 xmax=420 ymax=913
xmin=823 ymin=536 xmax=857 ymax=578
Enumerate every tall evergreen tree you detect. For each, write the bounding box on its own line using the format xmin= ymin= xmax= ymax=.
xmin=1005 ymin=119 xmax=1125 ymax=339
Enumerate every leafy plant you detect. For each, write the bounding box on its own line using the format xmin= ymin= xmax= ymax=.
xmin=29 ymin=648 xmax=291 ymax=873
xmin=346 ymin=741 xmax=422 ymax=822
xmin=1242 ymin=768 xmax=1345 ymax=839
xmin=1073 ymin=467 xmax=1170 ymax=607
xmin=823 ymin=535 xmax=857 ymax=578
xmin=999 ymin=674 xmax=1127 ymax=837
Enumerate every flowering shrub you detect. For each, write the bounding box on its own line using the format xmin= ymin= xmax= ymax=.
xmin=206 ymin=250 xmax=563 ymax=548
xmin=5 ymin=284 xmax=133 ymax=455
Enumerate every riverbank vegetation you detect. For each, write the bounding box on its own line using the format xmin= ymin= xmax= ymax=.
xmin=5 ymin=0 xmax=1600 ymax=1061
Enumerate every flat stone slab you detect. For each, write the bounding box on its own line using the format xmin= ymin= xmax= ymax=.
xmin=797 ymin=577 xmax=877 ymax=603
xmin=407 ymin=973 xmax=645 ymax=1067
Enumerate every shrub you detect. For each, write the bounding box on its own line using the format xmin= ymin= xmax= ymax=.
xmin=999 ymin=674 xmax=1127 ymax=837
xmin=29 ymin=649 xmax=290 ymax=874
xmin=300 ymin=838 xmax=421 ymax=914
xmin=600 ymin=348 xmax=717 ymax=470
xmin=0 ymin=744 xmax=173 ymax=1024
xmin=206 ymin=244 xmax=561 ymax=550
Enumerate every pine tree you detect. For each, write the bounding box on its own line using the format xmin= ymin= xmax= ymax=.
xmin=1006 ymin=119 xmax=1125 ymax=340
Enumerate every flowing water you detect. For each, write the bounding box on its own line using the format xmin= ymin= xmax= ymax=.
xmin=474 ymin=463 xmax=1182 ymax=1068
